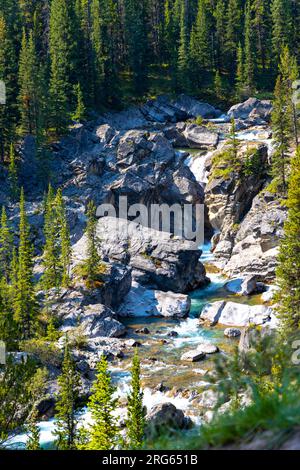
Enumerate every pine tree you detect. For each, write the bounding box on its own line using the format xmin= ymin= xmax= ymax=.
xmin=83 ymin=201 xmax=101 ymax=288
xmin=177 ymin=0 xmax=190 ymax=91
xmin=42 ymin=185 xmax=60 ymax=291
xmin=214 ymin=70 xmax=224 ymax=101
xmin=243 ymin=0 xmax=255 ymax=95
xmin=54 ymin=338 xmax=81 ymax=450
xmin=56 ymin=189 xmax=71 ymax=288
xmin=49 ymin=0 xmax=74 ymax=134
xmin=235 ymin=42 xmax=245 ymax=100
xmin=126 ymin=349 xmax=145 ymax=450
xmin=271 ymin=76 xmax=291 ymax=195
xmin=90 ymin=0 xmax=105 ymax=107
xmin=214 ymin=0 xmax=226 ymax=69
xmin=225 ymin=0 xmax=242 ymax=75
xmin=72 ymin=83 xmax=86 ymax=122
xmin=271 ymin=0 xmax=293 ymax=62
xmin=252 ymin=0 xmax=271 ymax=79
xmin=14 ymin=188 xmax=37 ymax=340
xmin=189 ymin=0 xmax=211 ymax=72
xmin=87 ymin=355 xmax=119 ymax=450
xmin=8 ymin=143 xmax=18 ymax=201
xmin=0 ymin=206 xmax=12 ymax=282
xmin=276 ymin=148 xmax=300 ymax=334
xmin=0 ymin=15 xmax=18 ymax=162
xmin=124 ymin=0 xmax=149 ymax=94
xmin=18 ymin=29 xmax=39 ymax=135
xmin=279 ymin=46 xmax=299 ymax=147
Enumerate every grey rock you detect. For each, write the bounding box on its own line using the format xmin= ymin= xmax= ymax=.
xmin=181 ymin=350 xmax=206 ymax=362
xmin=73 ymin=217 xmax=207 ymax=293
xmin=228 ymin=98 xmax=272 ymax=121
xmin=224 ymin=328 xmax=242 ymax=338
xmin=119 ymin=282 xmax=191 ymax=318
xmin=183 ymin=124 xmax=219 ymax=149
xmin=197 ymin=343 xmax=219 ymax=354
xmin=146 ymin=402 xmax=193 ymax=435
xmin=200 ymin=301 xmax=274 ymax=327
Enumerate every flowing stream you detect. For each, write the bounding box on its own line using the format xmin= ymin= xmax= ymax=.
xmin=7 ymin=126 xmax=271 ymax=449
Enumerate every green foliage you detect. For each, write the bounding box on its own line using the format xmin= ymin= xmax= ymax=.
xmin=14 ymin=188 xmax=38 ymax=340
xmin=125 ymin=349 xmax=146 ymax=449
xmin=275 ymin=148 xmax=300 ymax=333
xmin=0 ymin=357 xmax=46 ymax=449
xmin=86 ymin=355 xmax=119 ymax=450
xmin=54 ymin=339 xmax=81 ymax=450
xmin=72 ymin=83 xmax=86 ymax=122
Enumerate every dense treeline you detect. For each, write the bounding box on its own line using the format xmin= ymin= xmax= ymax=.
xmin=0 ymin=0 xmax=299 ymax=161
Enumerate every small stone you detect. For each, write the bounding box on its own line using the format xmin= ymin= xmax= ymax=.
xmin=224 ymin=328 xmax=241 ymax=338
xmin=126 ymin=339 xmax=141 ymax=348
xmin=135 ymin=327 xmax=150 ymax=334
xmin=167 ymin=331 xmax=179 ymax=337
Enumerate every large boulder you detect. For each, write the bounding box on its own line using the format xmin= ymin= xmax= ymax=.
xmin=200 ymin=301 xmax=274 ymax=327
xmin=183 ymin=124 xmax=219 ymax=149
xmin=181 ymin=350 xmax=206 ymax=362
xmin=73 ymin=217 xmax=208 ymax=294
xmin=146 ymin=403 xmax=193 ymax=435
xmin=227 ymin=98 xmax=272 ymax=122
xmin=223 ymin=192 xmax=287 ymax=280
xmin=119 ymin=281 xmax=191 ymax=318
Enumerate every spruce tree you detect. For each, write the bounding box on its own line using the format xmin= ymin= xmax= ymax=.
xmin=54 ymin=338 xmax=80 ymax=450
xmin=0 ymin=206 xmax=12 ymax=282
xmin=56 ymin=189 xmax=71 ymax=288
xmin=14 ymin=188 xmax=37 ymax=340
xmin=279 ymin=47 xmax=299 ymax=147
xmin=8 ymin=143 xmax=18 ymax=201
xmin=126 ymin=349 xmax=145 ymax=450
xmin=42 ymin=185 xmax=60 ymax=291
xmin=189 ymin=0 xmax=211 ymax=72
xmin=0 ymin=14 xmax=18 ymax=162
xmin=90 ymin=0 xmax=105 ymax=108
xmin=87 ymin=355 xmax=119 ymax=450
xmin=49 ymin=0 xmax=74 ymax=134
xmin=177 ymin=0 xmax=190 ymax=91
xmin=72 ymin=83 xmax=86 ymax=122
xmin=271 ymin=0 xmax=293 ymax=62
xmin=18 ymin=29 xmax=39 ymax=135
xmin=271 ymin=76 xmax=291 ymax=195
xmin=243 ymin=1 xmax=255 ymax=95
xmin=276 ymin=148 xmax=300 ymax=334
xmin=84 ymin=201 xmax=100 ymax=288
xmin=235 ymin=42 xmax=245 ymax=100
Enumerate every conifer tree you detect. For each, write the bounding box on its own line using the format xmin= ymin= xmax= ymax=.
xmin=72 ymin=83 xmax=86 ymax=122
xmin=56 ymin=189 xmax=71 ymax=288
xmin=276 ymin=148 xmax=300 ymax=334
xmin=14 ymin=188 xmax=37 ymax=340
xmin=87 ymin=355 xmax=119 ymax=450
xmin=235 ymin=42 xmax=245 ymax=100
xmin=49 ymin=0 xmax=74 ymax=134
xmin=271 ymin=76 xmax=291 ymax=195
xmin=271 ymin=0 xmax=293 ymax=62
xmin=279 ymin=47 xmax=299 ymax=147
xmin=177 ymin=0 xmax=190 ymax=91
xmin=18 ymin=29 xmax=39 ymax=135
xmin=126 ymin=349 xmax=145 ymax=450
xmin=84 ymin=201 xmax=100 ymax=288
xmin=0 ymin=206 xmax=12 ymax=282
xmin=54 ymin=338 xmax=80 ymax=450
xmin=8 ymin=143 xmax=18 ymax=201
xmin=0 ymin=15 xmax=18 ymax=162
xmin=243 ymin=1 xmax=255 ymax=95
xmin=124 ymin=0 xmax=149 ymax=94
xmin=214 ymin=0 xmax=226 ymax=69
xmin=90 ymin=0 xmax=105 ymax=108
xmin=42 ymin=185 xmax=60 ymax=291
xmin=189 ymin=0 xmax=210 ymax=72
xmin=225 ymin=0 xmax=242 ymax=75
